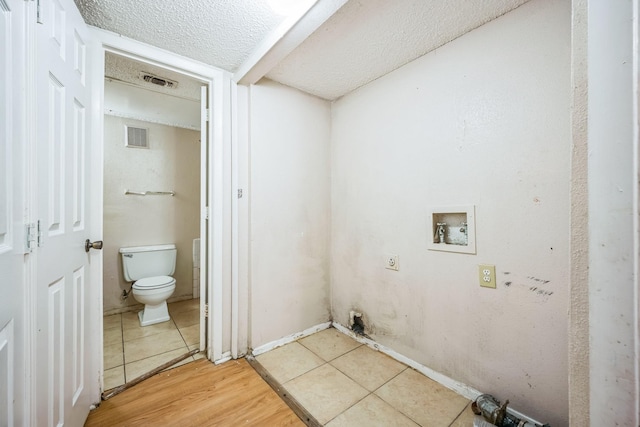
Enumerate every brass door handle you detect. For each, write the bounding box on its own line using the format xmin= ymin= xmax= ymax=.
xmin=85 ymin=239 xmax=103 ymax=252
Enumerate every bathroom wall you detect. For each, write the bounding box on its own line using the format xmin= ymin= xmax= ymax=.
xmin=249 ymin=80 xmax=331 ymax=348
xmin=330 ymin=0 xmax=570 ymax=425
xmin=104 ymin=79 xmax=200 ymax=130
xmin=103 ymin=115 xmax=200 ymax=314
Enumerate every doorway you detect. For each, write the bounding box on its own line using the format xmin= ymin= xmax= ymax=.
xmin=90 ymin=29 xmax=234 ymax=394
xmin=100 ymin=51 xmax=207 ymax=390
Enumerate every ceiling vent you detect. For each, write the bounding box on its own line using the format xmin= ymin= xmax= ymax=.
xmin=139 ymin=72 xmax=178 ymax=89
xmin=125 ymin=125 xmax=149 ymax=149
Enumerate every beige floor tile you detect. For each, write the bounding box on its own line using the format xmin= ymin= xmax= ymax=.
xmin=298 ymin=328 xmax=361 ymax=361
xmin=326 ymin=394 xmax=420 ymax=427
xmin=449 ymin=402 xmax=477 ymax=427
xmin=104 ymin=366 xmax=125 ymax=390
xmin=285 ymin=364 xmax=369 ymax=425
xmin=331 ymin=345 xmax=407 ymax=391
xmin=122 ymin=313 xmax=178 ymax=342
xmin=172 ymin=309 xmax=200 ymax=328
xmin=179 ymin=324 xmax=200 ymax=346
xmin=375 ymin=369 xmax=470 ymax=427
xmin=124 ymin=329 xmax=186 ymax=364
xmin=256 ymin=342 xmax=325 ymax=384
xmin=121 ymin=311 xmax=141 ymax=329
xmin=103 ymin=314 xmax=121 ymax=330
xmin=168 ymin=298 xmax=200 ymax=314
xmin=103 ymin=326 xmax=123 ymax=347
xmin=104 ymin=340 xmax=124 ymax=369
xmin=124 ymin=347 xmax=193 ymax=381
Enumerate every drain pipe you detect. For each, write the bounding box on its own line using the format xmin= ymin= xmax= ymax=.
xmin=472 ymin=394 xmax=551 ymax=427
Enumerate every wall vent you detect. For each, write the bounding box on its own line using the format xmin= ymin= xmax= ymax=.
xmin=125 ymin=125 xmax=149 ymax=148
xmin=139 ymin=72 xmax=178 ymax=89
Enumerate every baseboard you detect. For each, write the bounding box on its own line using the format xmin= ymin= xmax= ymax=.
xmin=331 ymin=322 xmax=544 ymax=426
xmin=214 ymin=351 xmax=232 ymax=365
xmin=250 ymin=322 xmax=332 ymax=357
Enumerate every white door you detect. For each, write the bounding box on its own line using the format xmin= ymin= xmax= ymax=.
xmin=0 ymin=0 xmax=27 ymax=425
xmin=34 ymin=0 xmax=97 ymax=425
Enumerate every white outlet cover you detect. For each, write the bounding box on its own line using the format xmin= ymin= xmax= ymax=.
xmin=385 ymin=254 xmax=399 ymax=271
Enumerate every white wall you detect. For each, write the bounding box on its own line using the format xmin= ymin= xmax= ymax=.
xmin=330 ymin=0 xmax=570 ymax=425
xmin=104 ymin=79 xmax=200 ymax=130
xmin=103 ymin=116 xmax=201 ymax=314
xmin=588 ymin=0 xmax=639 ymax=424
xmin=249 ymin=80 xmax=331 ymax=348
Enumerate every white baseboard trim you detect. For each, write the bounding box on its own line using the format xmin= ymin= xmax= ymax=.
xmin=331 ymin=322 xmax=544 ymax=426
xmin=250 ymin=321 xmax=332 ymax=357
xmin=214 ymin=351 xmax=232 ymax=365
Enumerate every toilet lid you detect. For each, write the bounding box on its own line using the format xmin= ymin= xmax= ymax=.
xmin=133 ymin=275 xmax=175 ymax=290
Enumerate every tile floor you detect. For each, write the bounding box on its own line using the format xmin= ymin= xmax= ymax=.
xmin=256 ymin=328 xmax=477 ymax=426
xmin=103 ymin=298 xmax=204 ymax=390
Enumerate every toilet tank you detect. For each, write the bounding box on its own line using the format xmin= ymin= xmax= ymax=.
xmin=119 ymin=244 xmax=177 ymax=282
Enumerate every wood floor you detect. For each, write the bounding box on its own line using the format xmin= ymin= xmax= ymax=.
xmin=85 ymin=358 xmax=305 ymax=426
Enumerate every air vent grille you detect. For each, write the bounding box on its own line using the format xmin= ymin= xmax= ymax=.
xmin=139 ymin=72 xmax=178 ymax=88
xmin=125 ymin=126 xmax=148 ymax=148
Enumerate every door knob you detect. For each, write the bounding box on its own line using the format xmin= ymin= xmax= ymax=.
xmin=85 ymin=239 xmax=103 ymax=252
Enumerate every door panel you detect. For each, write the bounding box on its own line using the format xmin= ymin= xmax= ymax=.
xmin=35 ymin=0 xmax=95 ymax=424
xmin=0 ymin=0 xmax=26 ymax=424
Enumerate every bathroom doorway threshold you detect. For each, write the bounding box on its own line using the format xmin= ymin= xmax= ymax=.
xmin=102 ymin=349 xmax=199 ymax=400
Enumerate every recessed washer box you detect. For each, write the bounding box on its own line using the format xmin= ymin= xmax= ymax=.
xmin=428 ymin=205 xmax=476 ymax=254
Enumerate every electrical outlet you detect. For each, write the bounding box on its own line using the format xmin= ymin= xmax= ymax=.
xmin=385 ymin=254 xmax=399 ymax=271
xmin=479 ymin=264 xmax=496 ymax=288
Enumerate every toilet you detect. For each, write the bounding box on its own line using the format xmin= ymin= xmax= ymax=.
xmin=119 ymin=244 xmax=177 ymax=327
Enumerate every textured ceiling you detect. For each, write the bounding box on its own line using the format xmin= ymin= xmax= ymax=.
xmin=77 ymin=0 xmax=530 ymax=101
xmin=266 ymin=0 xmax=530 ymax=100
xmin=75 ymin=0 xmax=287 ymax=72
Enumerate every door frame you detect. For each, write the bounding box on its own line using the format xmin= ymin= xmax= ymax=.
xmin=88 ymin=28 xmax=234 ymax=379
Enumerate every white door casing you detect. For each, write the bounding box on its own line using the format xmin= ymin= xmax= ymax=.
xmin=91 ymin=28 xmax=233 ymax=364
xmin=0 ymin=0 xmax=27 ymax=425
xmin=34 ymin=0 xmax=98 ymax=425
xmin=200 ymin=85 xmax=209 ymax=352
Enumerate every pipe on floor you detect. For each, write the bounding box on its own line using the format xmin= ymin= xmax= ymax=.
xmin=472 ymin=394 xmax=551 ymax=427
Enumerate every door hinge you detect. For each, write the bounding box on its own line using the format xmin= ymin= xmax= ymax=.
xmin=203 ymin=303 xmax=209 ymax=318
xmin=205 ymin=109 xmax=210 ymax=122
xmin=237 ymin=189 xmax=243 ymax=199
xmin=36 ymin=0 xmax=43 ymax=24
xmin=25 ymin=220 xmax=42 ymax=253
xmin=203 ymin=206 xmax=209 ymax=220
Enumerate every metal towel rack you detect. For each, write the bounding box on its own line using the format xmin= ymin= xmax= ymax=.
xmin=124 ymin=189 xmax=175 ymax=196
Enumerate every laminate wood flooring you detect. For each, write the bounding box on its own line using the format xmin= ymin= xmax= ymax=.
xmin=85 ymin=358 xmax=305 ymax=427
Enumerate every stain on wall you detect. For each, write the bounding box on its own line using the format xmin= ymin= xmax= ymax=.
xmin=330 ymin=0 xmax=570 ymax=425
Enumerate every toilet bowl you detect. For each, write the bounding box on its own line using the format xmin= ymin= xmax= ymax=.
xmin=132 ymin=275 xmax=176 ymax=326
xmin=120 ymin=244 xmax=177 ymax=327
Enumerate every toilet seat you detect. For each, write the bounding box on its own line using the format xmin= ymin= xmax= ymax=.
xmin=133 ymin=275 xmax=175 ymax=290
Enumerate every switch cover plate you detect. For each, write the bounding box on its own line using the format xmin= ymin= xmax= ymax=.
xmin=479 ymin=264 xmax=496 ymax=288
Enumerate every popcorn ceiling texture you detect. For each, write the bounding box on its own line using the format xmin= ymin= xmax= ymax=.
xmin=78 ymin=0 xmax=531 ymax=102
xmin=267 ymin=0 xmax=530 ymax=100
xmin=75 ymin=0 xmax=285 ymax=73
